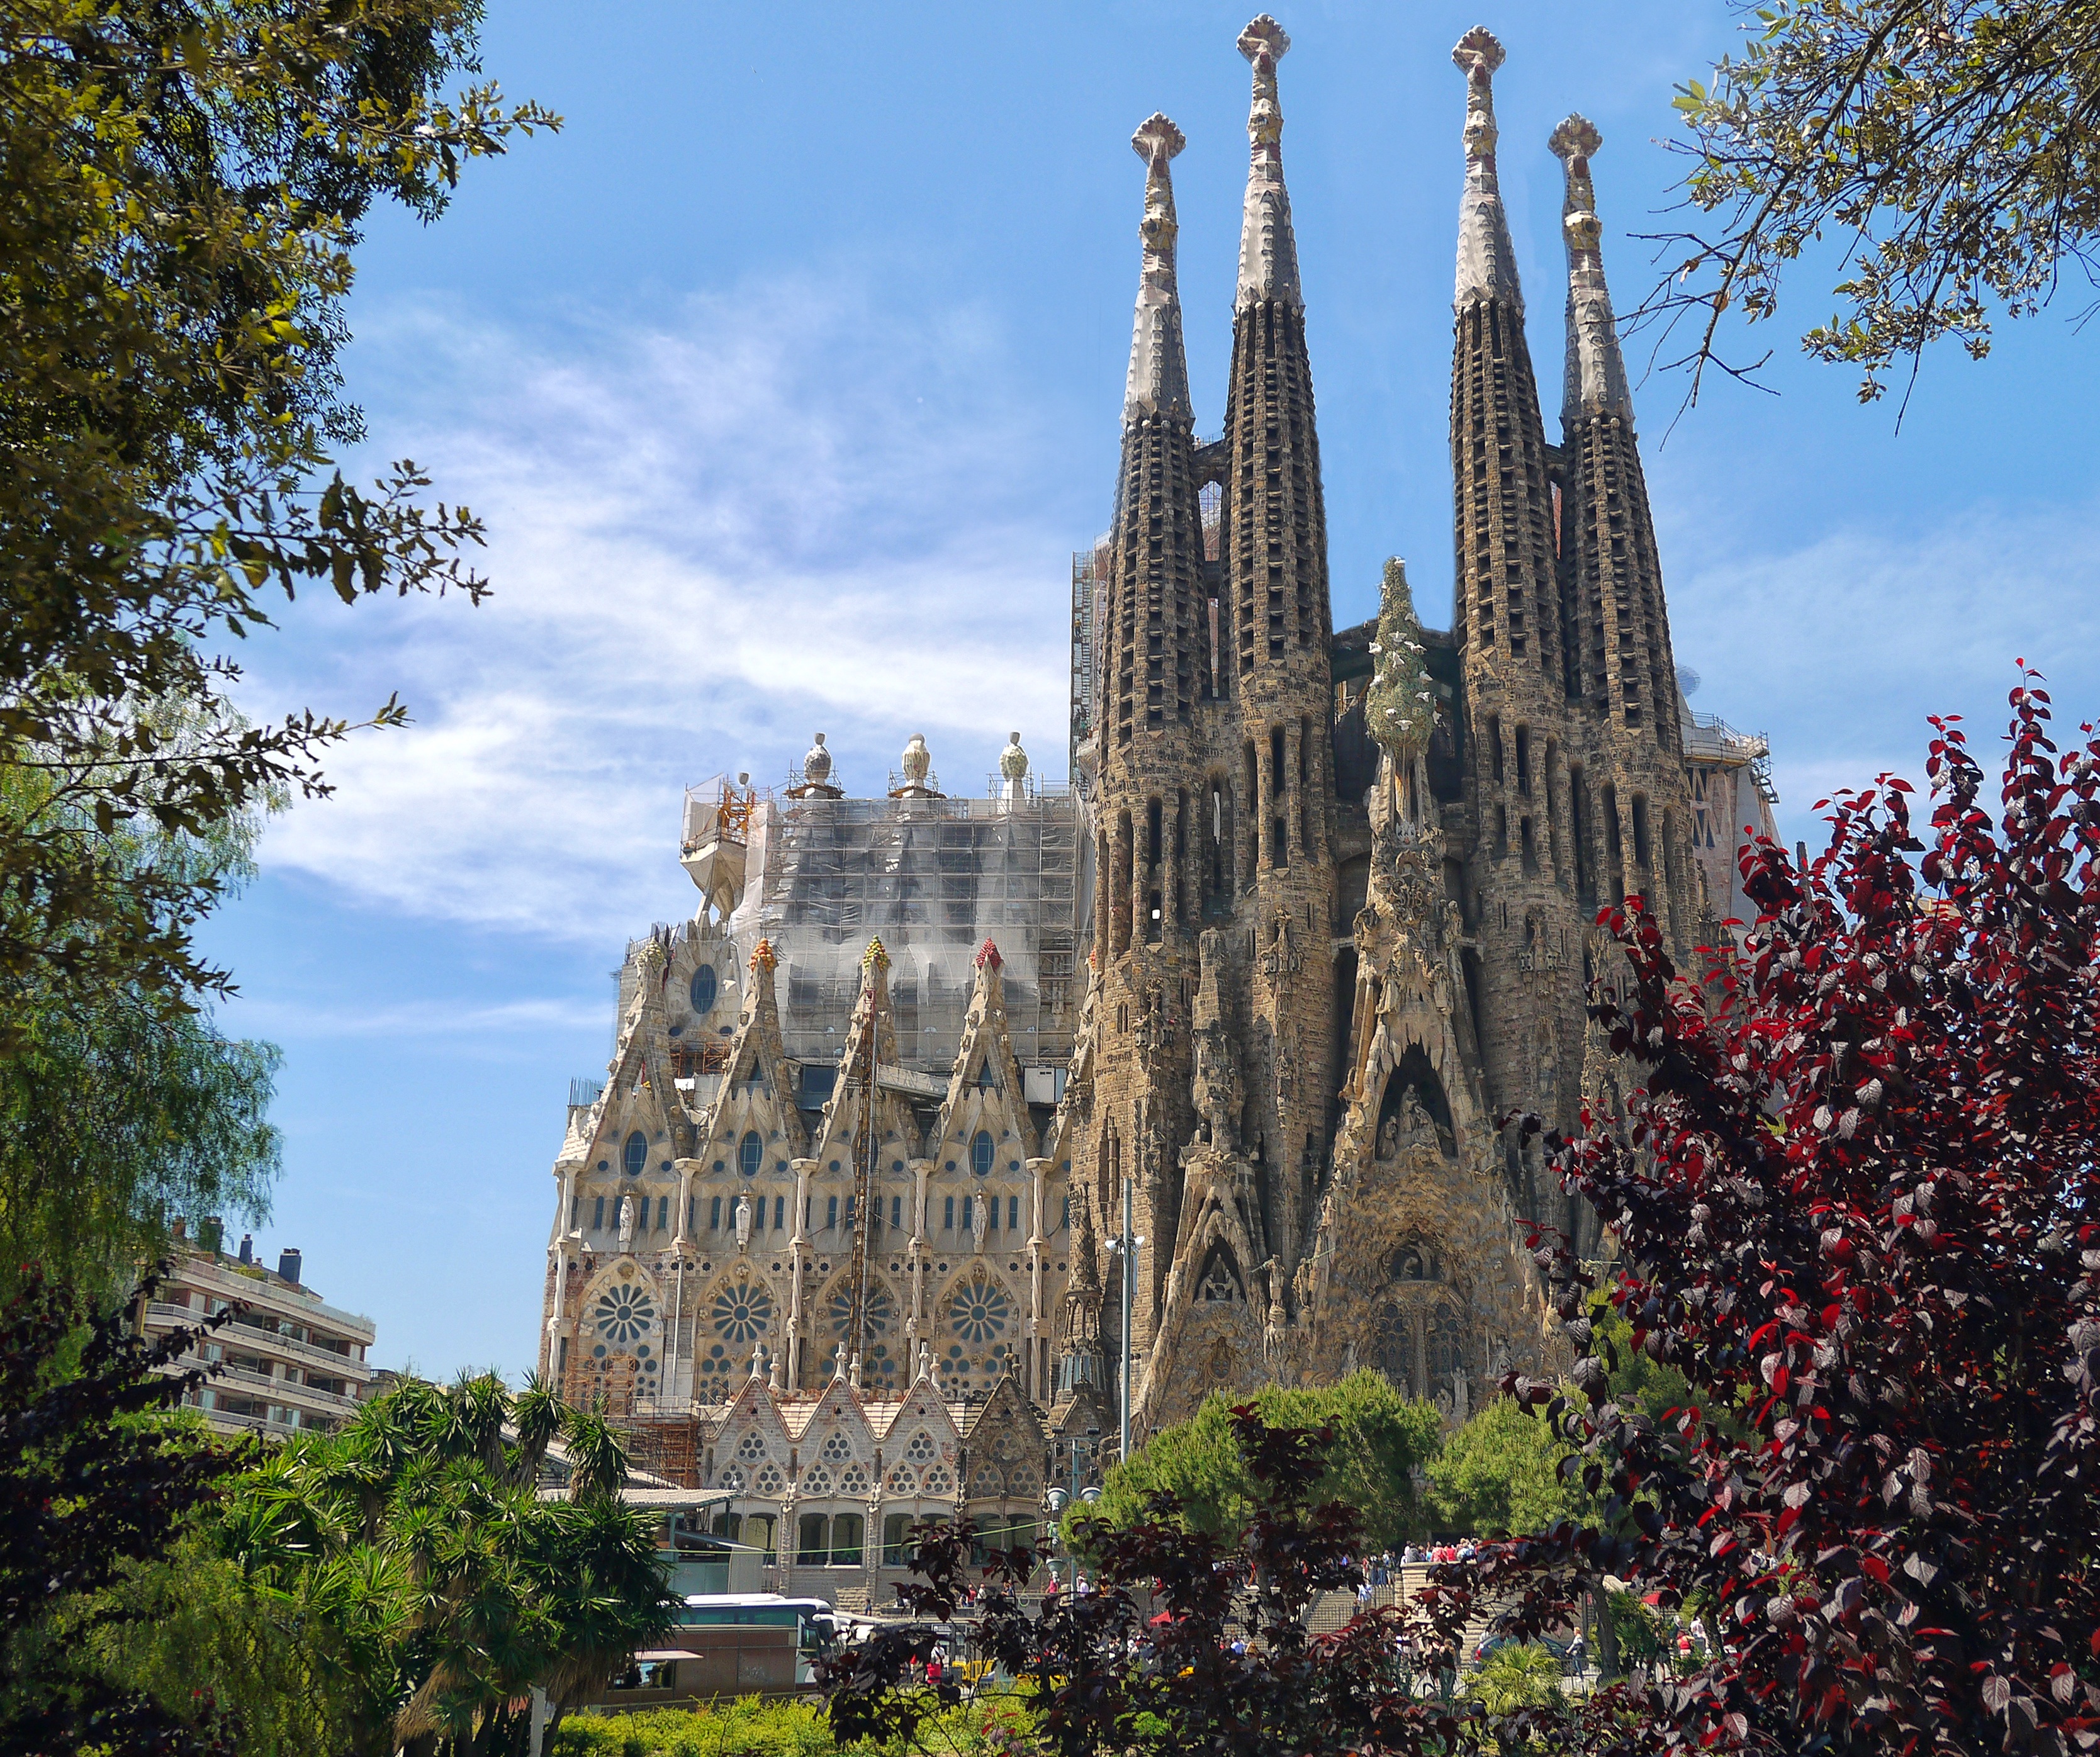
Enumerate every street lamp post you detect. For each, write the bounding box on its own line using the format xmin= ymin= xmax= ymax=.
xmin=1105 ymin=1181 xmax=1143 ymax=1464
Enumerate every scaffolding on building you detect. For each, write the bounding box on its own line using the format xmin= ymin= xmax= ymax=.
xmin=730 ymin=791 xmax=1079 ymax=1078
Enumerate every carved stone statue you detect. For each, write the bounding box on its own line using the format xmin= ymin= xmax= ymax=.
xmin=617 ymin=1194 xmax=636 ymax=1251
xmin=902 ymin=733 xmax=931 ymax=786
xmin=971 ymin=1192 xmax=989 ymax=1251
xmin=1376 ymin=1113 xmax=1403 ymax=1162
xmin=999 ymin=732 xmax=1028 ymax=780
xmin=734 ymin=1193 xmax=753 ymax=1254
xmin=802 ymin=731 xmax=833 ymax=785
xmin=1199 ymin=1257 xmax=1240 ymax=1302
xmin=1451 ymin=1364 xmax=1469 ymax=1426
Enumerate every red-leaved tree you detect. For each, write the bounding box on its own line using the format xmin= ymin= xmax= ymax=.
xmin=1472 ymin=674 xmax=2100 ymax=1753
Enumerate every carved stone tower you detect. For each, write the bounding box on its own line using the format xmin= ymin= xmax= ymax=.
xmin=1218 ymin=14 xmax=1335 ymax=1278
xmin=1447 ymin=28 xmax=1588 ymax=1218
xmin=1087 ymin=111 xmax=1206 ymax=1364
xmin=1548 ymin=115 xmax=1700 ymax=956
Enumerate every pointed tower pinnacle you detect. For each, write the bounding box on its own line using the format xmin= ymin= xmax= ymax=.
xmin=1125 ymin=113 xmax=1193 ymax=420
xmin=1452 ymin=26 xmax=1521 ymax=312
xmin=1550 ymin=115 xmax=1631 ymax=422
xmin=1236 ymin=15 xmax=1301 ymax=310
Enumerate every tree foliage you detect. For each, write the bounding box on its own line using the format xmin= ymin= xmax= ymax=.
xmin=1646 ymin=0 xmax=2100 ymax=403
xmin=1466 ymin=675 xmax=2100 ymax=1751
xmin=1424 ymin=1393 xmax=1589 ymax=1539
xmin=0 ymin=740 xmax=280 ymax=1300
xmin=1081 ymin=1372 xmax=1445 ymax=1551
xmin=0 ymin=0 xmax=554 ymax=1040
xmin=0 ymin=1267 xmax=244 ymax=1756
xmin=168 ymin=1371 xmax=677 ymax=1756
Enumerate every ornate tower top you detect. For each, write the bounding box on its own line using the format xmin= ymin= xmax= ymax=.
xmin=1550 ymin=114 xmax=1632 ymax=421
xmin=1124 ymin=113 xmax=1194 ymax=420
xmin=1452 ymin=26 xmax=1521 ymax=312
xmin=1236 ymin=15 xmax=1302 ymax=310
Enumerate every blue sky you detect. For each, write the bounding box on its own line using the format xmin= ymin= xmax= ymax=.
xmin=198 ymin=1 xmax=2100 ymax=1379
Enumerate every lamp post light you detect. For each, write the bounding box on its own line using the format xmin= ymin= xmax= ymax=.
xmin=1104 ymin=1183 xmax=1144 ymax=1464
xmin=1044 ymin=1429 xmax=1103 ymax=1594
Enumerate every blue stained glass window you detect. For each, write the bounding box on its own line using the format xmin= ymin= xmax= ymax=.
xmin=689 ymin=964 xmax=719 ymax=1014
xmin=1009 ymin=1195 xmax=1021 ymax=1231
xmin=891 ymin=1194 xmax=903 ymax=1230
xmin=593 ymin=1194 xmax=606 ymax=1230
xmin=709 ymin=1196 xmax=722 ymax=1230
xmin=826 ymin=1194 xmax=839 ymax=1231
xmin=987 ymin=1196 xmax=998 ymax=1232
xmin=656 ymin=1195 xmax=669 ymax=1230
xmin=944 ymin=1196 xmax=955 ymax=1230
xmin=970 ymin=1131 xmax=994 ymax=1177
xmin=739 ymin=1131 xmax=762 ymax=1179
xmin=624 ymin=1131 xmax=648 ymax=1177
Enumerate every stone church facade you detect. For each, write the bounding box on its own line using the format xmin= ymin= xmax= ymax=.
xmin=534 ymin=18 xmax=1778 ymax=1595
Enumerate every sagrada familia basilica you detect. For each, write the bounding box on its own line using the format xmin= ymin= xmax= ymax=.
xmin=534 ymin=20 xmax=1778 ymax=1600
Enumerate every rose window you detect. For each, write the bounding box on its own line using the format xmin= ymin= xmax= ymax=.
xmin=819 ymin=1431 xmax=853 ymax=1464
xmin=736 ymin=1430 xmax=768 ymax=1463
xmin=839 ymin=1463 xmax=871 ymax=1495
xmin=970 ymin=1464 xmax=1004 ymax=1498
xmin=800 ymin=1465 xmax=833 ymax=1495
xmin=593 ymin=1283 xmax=658 ymax=1345
xmin=753 ymin=1462 xmax=785 ymax=1495
xmin=923 ymin=1465 xmax=953 ymax=1495
xmin=946 ymin=1274 xmax=1010 ymax=1344
xmin=826 ymin=1281 xmax=896 ymax=1338
xmin=904 ymin=1430 xmax=936 ymax=1464
xmin=716 ymin=1464 xmax=747 ymax=1493
xmin=886 ymin=1464 xmax=917 ymax=1493
xmin=710 ymin=1281 xmax=774 ymax=1344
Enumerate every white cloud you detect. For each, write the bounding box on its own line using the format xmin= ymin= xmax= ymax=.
xmin=242 ymin=279 xmax=1076 ymax=941
xmin=1665 ymin=496 xmax=2100 ymax=839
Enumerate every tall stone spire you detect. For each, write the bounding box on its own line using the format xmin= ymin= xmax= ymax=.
xmin=1550 ymin=115 xmax=1631 ymax=422
xmin=1125 ymin=113 xmax=1193 ymax=420
xmin=1452 ymin=26 xmax=1521 ymax=312
xmin=1235 ymin=15 xmax=1301 ymax=311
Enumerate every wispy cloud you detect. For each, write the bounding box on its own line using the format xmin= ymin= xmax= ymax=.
xmin=1665 ymin=495 xmax=2100 ymax=839
xmin=242 ymin=278 xmax=1077 ymax=941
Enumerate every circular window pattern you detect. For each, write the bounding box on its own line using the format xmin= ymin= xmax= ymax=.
xmin=840 ymin=1462 xmax=871 ymax=1495
xmin=886 ymin=1464 xmax=918 ymax=1494
xmin=904 ymin=1429 xmax=937 ymax=1464
xmin=593 ymin=1282 xmax=658 ymax=1345
xmin=716 ymin=1464 xmax=747 ymax=1493
xmin=923 ymin=1465 xmax=954 ymax=1496
xmin=693 ymin=1340 xmax=738 ymax=1404
xmin=819 ymin=1431 xmax=853 ymax=1464
xmin=946 ymin=1273 xmax=1010 ymax=1344
xmin=754 ymin=1462 xmax=785 ymax=1495
xmin=710 ymin=1281 xmax=773 ymax=1344
xmin=736 ymin=1430 xmax=768 ymax=1463
xmin=824 ymin=1280 xmax=896 ymax=1340
xmin=690 ymin=964 xmax=719 ymax=1014
xmin=800 ymin=1465 xmax=833 ymax=1495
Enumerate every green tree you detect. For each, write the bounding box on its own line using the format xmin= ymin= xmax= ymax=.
xmin=0 ymin=0 xmax=555 ymax=1045
xmin=156 ymin=1372 xmax=678 ymax=1756
xmin=1649 ymin=0 xmax=2100 ymax=403
xmin=1082 ymin=1372 xmax=1444 ymax=1552
xmin=0 ymin=731 xmax=281 ymax=1300
xmin=1424 ymin=1394 xmax=1588 ymax=1539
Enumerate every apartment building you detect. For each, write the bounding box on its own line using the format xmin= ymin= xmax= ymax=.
xmin=140 ymin=1228 xmax=378 ymax=1439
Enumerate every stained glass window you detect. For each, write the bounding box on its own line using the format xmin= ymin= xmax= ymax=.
xmin=593 ymin=1281 xmax=657 ymax=1345
xmin=709 ymin=1281 xmax=774 ymax=1344
xmin=970 ymin=1131 xmax=994 ymax=1176
xmin=739 ymin=1131 xmax=762 ymax=1179
xmin=690 ymin=964 xmax=719 ymax=1014
xmin=624 ymin=1131 xmax=648 ymax=1177
xmin=948 ymin=1272 xmax=1011 ymax=1343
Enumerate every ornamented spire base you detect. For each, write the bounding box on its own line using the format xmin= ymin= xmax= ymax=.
xmin=1124 ymin=112 xmax=1194 ymax=420
xmin=1551 ymin=113 xmax=1631 ymax=420
xmin=1452 ymin=26 xmax=1521 ymax=313
xmin=1236 ymin=14 xmax=1302 ymax=311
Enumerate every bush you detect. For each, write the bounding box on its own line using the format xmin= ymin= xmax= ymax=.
xmin=554 ymin=1693 xmax=1031 ymax=1757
